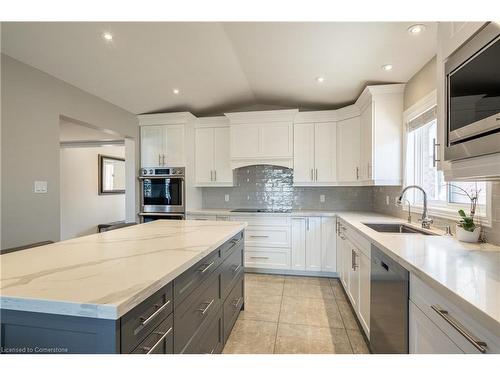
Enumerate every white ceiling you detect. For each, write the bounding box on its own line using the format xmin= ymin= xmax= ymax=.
xmin=2 ymin=22 xmax=437 ymax=116
xmin=59 ymin=119 xmax=124 ymax=142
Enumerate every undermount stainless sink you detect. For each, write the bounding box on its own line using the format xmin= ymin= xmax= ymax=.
xmin=363 ymin=223 xmax=437 ymax=236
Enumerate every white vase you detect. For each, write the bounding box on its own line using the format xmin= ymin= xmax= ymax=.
xmin=455 ymin=225 xmax=481 ymax=243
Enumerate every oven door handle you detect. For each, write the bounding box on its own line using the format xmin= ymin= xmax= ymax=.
xmin=139 ymin=176 xmax=185 ymax=180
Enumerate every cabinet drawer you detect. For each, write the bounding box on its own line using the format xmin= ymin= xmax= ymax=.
xmin=191 ymin=307 xmax=224 ymax=354
xmin=339 ymin=219 xmax=371 ymax=258
xmin=220 ymin=244 xmax=244 ymax=299
xmin=173 ymin=247 xmax=221 ymax=308
xmin=223 ymin=274 xmax=244 ymax=343
xmin=410 ymin=273 xmax=499 ymax=354
xmin=231 ymin=216 xmax=290 ymax=227
xmin=245 ymin=248 xmax=290 ymax=269
xmin=219 ymin=231 xmax=244 ymax=261
xmin=121 ymin=283 xmax=173 ymax=353
xmin=245 ymin=226 xmax=290 ymax=248
xmin=174 ymin=270 xmax=221 ymax=353
xmin=131 ymin=314 xmax=174 ymax=354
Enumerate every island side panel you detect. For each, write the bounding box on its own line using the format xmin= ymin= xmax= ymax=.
xmin=0 ymin=309 xmax=120 ymax=354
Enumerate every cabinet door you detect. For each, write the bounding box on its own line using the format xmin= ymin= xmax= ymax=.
xmin=314 ymin=122 xmax=337 ymax=183
xmin=321 ymin=217 xmax=336 ymax=272
xmin=291 ymin=218 xmax=306 ymax=271
xmin=343 ymin=239 xmax=352 ymax=297
xmin=163 ymin=125 xmax=185 ymax=166
xmin=141 ymin=125 xmax=164 ymax=167
xmin=293 ymin=123 xmax=315 ymax=183
xmin=261 ymin=123 xmax=293 ymax=158
xmin=337 ymin=233 xmax=346 ymax=286
xmin=359 ymin=103 xmax=373 ymax=181
xmin=337 ymin=117 xmax=361 ymax=182
xmin=195 ymin=128 xmax=215 ymax=185
xmin=358 ymin=250 xmax=371 ymax=335
xmin=230 ymin=124 xmax=259 ymax=158
xmin=348 ymin=245 xmax=360 ymax=309
xmin=409 ymin=301 xmax=463 ymax=354
xmin=214 ymin=127 xmax=233 ymax=184
xmin=305 ymin=217 xmax=322 ymax=271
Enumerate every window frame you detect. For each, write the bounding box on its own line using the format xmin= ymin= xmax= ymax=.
xmin=402 ymin=90 xmax=492 ymax=227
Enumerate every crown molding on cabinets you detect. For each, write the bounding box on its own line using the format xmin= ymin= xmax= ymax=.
xmin=356 ymin=84 xmax=406 ymax=112
xmin=294 ymin=110 xmax=338 ymax=124
xmin=138 ymin=112 xmax=197 ymax=126
xmin=195 ymin=116 xmax=230 ymax=128
xmin=224 ymin=109 xmax=299 ymax=124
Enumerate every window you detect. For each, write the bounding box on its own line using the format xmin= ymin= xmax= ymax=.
xmin=404 ymin=105 xmax=489 ymax=221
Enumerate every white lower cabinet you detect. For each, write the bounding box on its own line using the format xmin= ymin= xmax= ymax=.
xmin=291 ymin=217 xmax=335 ymax=273
xmin=336 ymin=218 xmax=371 ymax=337
xmin=409 ymin=301 xmax=463 ymax=354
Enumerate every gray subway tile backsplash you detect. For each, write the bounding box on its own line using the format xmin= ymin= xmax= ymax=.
xmin=202 ymin=165 xmax=373 ymax=212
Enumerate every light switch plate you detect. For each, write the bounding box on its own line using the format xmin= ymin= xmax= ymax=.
xmin=34 ymin=180 xmax=48 ymax=193
xmin=224 ymin=194 xmax=230 ymax=202
xmin=320 ymin=194 xmax=325 ymax=203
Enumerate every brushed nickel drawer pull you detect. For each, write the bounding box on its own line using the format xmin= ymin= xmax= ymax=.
xmin=431 ymin=305 xmax=487 ymax=353
xmin=232 ymin=297 xmax=242 ymax=309
xmin=198 ymin=261 xmax=215 ymax=273
xmin=249 ymin=256 xmax=269 ymax=259
xmin=249 ymin=235 xmax=269 ymax=238
xmin=140 ymin=300 xmax=171 ymax=327
xmin=142 ymin=326 xmax=173 ymax=354
xmin=197 ymin=299 xmax=215 ymax=315
xmin=232 ymin=264 xmax=242 ymax=273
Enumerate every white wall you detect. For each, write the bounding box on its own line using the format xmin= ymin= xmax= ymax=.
xmin=60 ymin=145 xmax=125 ymax=240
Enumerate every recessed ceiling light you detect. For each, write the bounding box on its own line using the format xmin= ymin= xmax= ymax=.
xmin=173 ymin=88 xmax=180 ymax=95
xmin=381 ymin=64 xmax=393 ymax=71
xmin=408 ymin=24 xmax=426 ymax=35
xmin=316 ymin=76 xmax=325 ymax=83
xmin=102 ymin=32 xmax=113 ymax=41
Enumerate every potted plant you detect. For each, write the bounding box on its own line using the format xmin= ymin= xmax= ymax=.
xmin=450 ymin=184 xmax=482 ymax=243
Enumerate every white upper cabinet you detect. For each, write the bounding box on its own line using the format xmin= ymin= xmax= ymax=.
xmin=357 ymin=85 xmax=405 ymax=185
xmin=337 ymin=116 xmax=361 ymax=183
xmin=225 ymin=110 xmax=297 ymax=169
xmin=195 ymin=117 xmax=233 ymax=187
xmin=293 ymin=118 xmax=337 ymax=186
xmin=139 ymin=113 xmax=194 ymax=168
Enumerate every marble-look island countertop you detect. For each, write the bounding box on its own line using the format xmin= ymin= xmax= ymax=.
xmin=0 ymin=220 xmax=246 ymax=320
xmin=336 ymin=212 xmax=500 ymax=336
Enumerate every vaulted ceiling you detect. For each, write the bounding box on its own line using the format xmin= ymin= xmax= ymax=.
xmin=1 ymin=22 xmax=437 ymax=116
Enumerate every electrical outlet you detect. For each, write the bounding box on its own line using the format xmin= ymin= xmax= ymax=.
xmin=320 ymin=194 xmax=325 ymax=203
xmin=224 ymin=194 xmax=230 ymax=202
xmin=386 ymin=195 xmax=390 ymax=205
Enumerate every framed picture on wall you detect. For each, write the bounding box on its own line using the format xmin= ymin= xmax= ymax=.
xmin=98 ymin=154 xmax=125 ymax=195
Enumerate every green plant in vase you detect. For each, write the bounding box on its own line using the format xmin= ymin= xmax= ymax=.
xmin=449 ymin=184 xmax=482 ymax=242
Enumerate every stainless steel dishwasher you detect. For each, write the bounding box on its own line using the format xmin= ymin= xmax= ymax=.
xmin=370 ymin=244 xmax=409 ymax=354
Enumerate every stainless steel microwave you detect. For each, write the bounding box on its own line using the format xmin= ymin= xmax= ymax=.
xmin=445 ymin=22 xmax=500 ymax=161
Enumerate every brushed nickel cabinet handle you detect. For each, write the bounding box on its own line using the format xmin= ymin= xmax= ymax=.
xmin=197 ymin=261 xmax=215 ymax=273
xmin=232 ymin=297 xmax=242 ymax=309
xmin=431 ymin=305 xmax=487 ymax=353
xmin=158 ymin=154 xmax=161 ymax=166
xmin=356 ymin=167 xmax=359 ymax=180
xmin=432 ymin=138 xmax=441 ymax=167
xmin=210 ymin=170 xmax=213 ymax=181
xmin=214 ymin=170 xmax=217 ymax=181
xmin=310 ymin=169 xmax=314 ymax=181
xmin=140 ymin=300 xmax=171 ymax=327
xmin=250 ymin=256 xmax=269 ymax=259
xmin=315 ymin=169 xmax=318 ymax=181
xmin=249 ymin=235 xmax=269 ymax=238
xmin=196 ymin=299 xmax=215 ymax=315
xmin=141 ymin=326 xmax=173 ymax=354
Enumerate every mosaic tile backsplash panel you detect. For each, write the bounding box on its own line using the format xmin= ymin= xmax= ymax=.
xmin=202 ymin=165 xmax=373 ymax=211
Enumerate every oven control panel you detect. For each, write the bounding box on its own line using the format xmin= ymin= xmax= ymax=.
xmin=140 ymin=167 xmax=185 ymax=177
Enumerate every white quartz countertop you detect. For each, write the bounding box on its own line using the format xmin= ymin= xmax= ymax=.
xmin=335 ymin=212 xmax=500 ymax=336
xmin=0 ymin=220 xmax=246 ymax=320
xmin=187 ymin=209 xmax=338 ymax=217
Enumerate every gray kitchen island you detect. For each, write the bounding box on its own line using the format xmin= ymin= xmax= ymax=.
xmin=0 ymin=220 xmax=245 ymax=354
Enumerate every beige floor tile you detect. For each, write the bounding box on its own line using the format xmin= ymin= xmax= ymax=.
xmin=240 ymin=294 xmax=282 ymax=323
xmin=284 ymin=276 xmax=331 ymax=286
xmin=245 ymin=273 xmax=284 ymax=283
xmin=279 ymin=295 xmax=344 ymax=328
xmin=222 ymin=319 xmax=278 ymax=354
xmin=275 ymin=323 xmax=353 ymax=354
xmin=337 ymin=300 xmax=360 ymax=330
xmin=347 ymin=329 xmax=370 ymax=354
xmin=330 ymin=279 xmax=348 ymax=301
xmin=283 ymin=282 xmax=334 ymax=299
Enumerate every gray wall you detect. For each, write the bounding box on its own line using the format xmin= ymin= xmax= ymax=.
xmin=1 ymin=55 xmax=139 ymax=249
xmin=403 ymin=56 xmax=436 ymax=110
xmin=202 ymin=165 xmax=373 ymax=211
